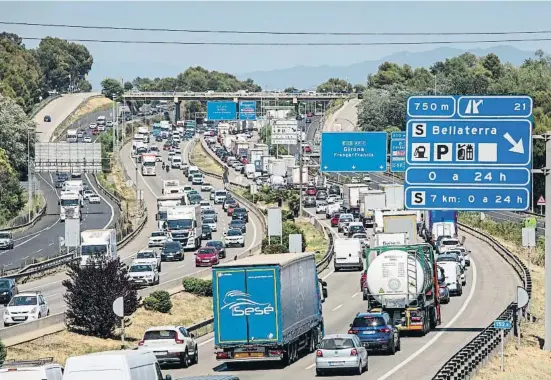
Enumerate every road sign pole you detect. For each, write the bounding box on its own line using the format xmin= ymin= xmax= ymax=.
xmin=544 ymin=135 xmax=551 ymax=351
xmin=500 ymin=328 xmax=504 ymax=371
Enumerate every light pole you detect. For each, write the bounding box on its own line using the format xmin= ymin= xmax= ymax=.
xmin=112 ymin=94 xmax=116 ymax=152
xmin=27 ymin=128 xmax=32 ymax=222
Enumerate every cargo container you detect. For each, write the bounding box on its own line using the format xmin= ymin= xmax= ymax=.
xmin=213 ymin=253 xmax=327 ymax=365
xmin=286 ymin=166 xmax=308 ymax=187
xmin=369 ymin=232 xmax=409 ymax=248
xmin=261 ymin=155 xmax=275 ymax=174
xmin=279 ymin=154 xmax=296 ymax=169
xmin=364 ymin=244 xmax=441 ymax=335
xmin=359 ymin=190 xmax=386 ymax=227
xmin=343 ymin=184 xmax=369 ymax=215
xmin=269 ymin=159 xmax=287 ymax=177
xmin=423 ymin=210 xmax=458 ymax=243
xmin=80 ymin=229 xmax=117 ymax=267
xmin=380 ymin=184 xmax=404 ymax=210
xmin=382 ymin=211 xmax=419 ymax=244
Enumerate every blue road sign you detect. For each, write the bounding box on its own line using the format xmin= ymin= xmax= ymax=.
xmin=405 ymin=187 xmax=529 ymax=211
xmin=391 ymin=131 xmax=406 ymax=139
xmin=406 ymin=119 xmax=532 ymax=166
xmin=239 ymin=101 xmax=257 ymax=120
xmin=320 ymin=132 xmax=387 ymax=173
xmin=391 ymin=138 xmax=406 ymax=173
xmin=405 ymin=167 xmax=531 ymax=186
xmin=207 ymin=101 xmax=237 ymax=120
xmin=493 ymin=320 xmax=512 ymax=329
xmin=405 ymin=95 xmax=533 ymax=211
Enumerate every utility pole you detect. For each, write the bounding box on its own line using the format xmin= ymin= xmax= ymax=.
xmin=542 ymin=133 xmax=551 ymax=350
xmin=297 ymin=102 xmax=303 ymax=218
xmin=27 ymin=128 xmax=32 ymax=222
xmin=112 ymin=94 xmax=116 ymax=153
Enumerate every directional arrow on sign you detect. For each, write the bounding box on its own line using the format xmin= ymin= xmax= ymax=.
xmin=379 ymin=165 xmax=384 ymax=169
xmin=352 ymin=165 xmax=356 ymax=170
xmin=324 ymin=165 xmax=328 ymax=170
xmin=503 ymin=133 xmax=524 ymax=154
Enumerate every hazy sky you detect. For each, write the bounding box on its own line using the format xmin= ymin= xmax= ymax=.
xmin=3 ymin=1 xmax=551 ymax=88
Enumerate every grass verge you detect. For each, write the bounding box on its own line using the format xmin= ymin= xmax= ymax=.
xmin=6 ymin=292 xmax=213 ymax=364
xmin=190 ymin=142 xmax=224 ymax=176
xmin=294 ymin=217 xmax=328 ymax=263
xmin=52 ymin=96 xmax=113 ymax=141
xmin=459 ymin=214 xmax=550 ymax=378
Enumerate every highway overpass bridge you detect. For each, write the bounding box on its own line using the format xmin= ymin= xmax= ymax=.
xmin=122 ymin=91 xmax=355 ymax=102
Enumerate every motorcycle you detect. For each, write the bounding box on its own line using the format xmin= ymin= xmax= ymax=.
xmin=162 ymin=162 xmax=165 ymax=169
xmin=166 ymin=165 xmax=170 ymax=173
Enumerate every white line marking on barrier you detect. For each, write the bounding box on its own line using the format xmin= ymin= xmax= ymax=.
xmin=375 ymin=258 xmax=478 ymax=380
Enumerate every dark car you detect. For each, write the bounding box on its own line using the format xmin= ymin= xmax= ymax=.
xmin=229 ymin=219 xmax=246 ymax=234
xmin=44 ymin=115 xmax=51 ymax=122
xmin=305 ymin=118 xmax=312 ymax=124
xmin=201 ymin=225 xmax=212 ymax=240
xmin=0 ymin=278 xmax=17 ymax=305
xmin=206 ymin=240 xmax=226 ymax=259
xmin=303 ymin=196 xmax=316 ymax=207
xmin=57 ymin=173 xmax=69 ymax=182
xmin=161 ymin=241 xmax=183 ymax=261
xmin=329 ymin=184 xmax=341 ymax=196
xmin=223 ymin=198 xmax=239 ymax=212
xmin=163 ymin=142 xmax=172 ymax=151
xmin=348 ymin=312 xmax=400 ymax=354
xmin=316 ymin=191 xmax=328 ymax=201
xmin=155 ymin=135 xmax=163 ymax=142
xmin=347 ymin=224 xmax=365 ymax=237
xmin=231 ymin=208 xmax=248 ymax=222
xmin=55 ymin=179 xmax=64 ymax=188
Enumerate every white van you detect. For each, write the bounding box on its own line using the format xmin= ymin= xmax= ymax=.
xmin=0 ymin=358 xmax=64 ymax=380
xmin=171 ymin=156 xmax=182 ymax=169
xmin=63 ymin=350 xmax=171 ymax=380
xmin=439 ymin=261 xmax=463 ymax=296
xmin=333 ymin=238 xmax=363 ymax=271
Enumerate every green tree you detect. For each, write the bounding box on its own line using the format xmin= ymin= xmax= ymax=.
xmin=78 ymin=79 xmax=92 ymax=92
xmin=284 ymin=87 xmax=298 ymax=93
xmin=0 ymin=147 xmax=24 ymax=225
xmin=0 ymin=96 xmax=36 ymax=179
xmin=0 ymin=337 xmax=5 ymax=365
xmin=35 ymin=37 xmax=93 ymax=93
xmin=123 ymin=81 xmax=134 ymax=91
xmin=317 ymin=78 xmax=352 ymax=93
xmin=101 ymin=78 xmax=124 ymax=100
xmin=143 ymin=290 xmax=172 ymax=313
xmin=353 ymin=84 xmax=366 ymax=94
xmin=63 ymin=254 xmax=140 ymax=338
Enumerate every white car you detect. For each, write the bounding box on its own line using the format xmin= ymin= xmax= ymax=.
xmin=97 ymin=125 xmax=105 ymax=131
xmin=77 ymin=131 xmax=84 ymax=139
xmin=128 ymin=261 xmax=159 ymax=286
xmin=199 ymin=200 xmax=213 ymax=212
xmin=83 ymin=136 xmax=92 ymax=143
xmin=106 ymin=120 xmax=113 ymax=127
xmin=138 ymin=325 xmax=198 ymax=366
xmin=223 ymin=228 xmax=245 ymax=247
xmin=3 ymin=292 xmax=49 ymax=327
xmin=148 ymin=231 xmax=169 ymax=247
xmin=192 ymin=174 xmax=204 ymax=185
xmin=89 ymin=123 xmax=97 ymax=129
xmin=83 ymin=190 xmax=94 ymax=200
xmin=88 ymin=194 xmax=100 ymax=204
xmin=201 ymin=183 xmax=213 ymax=192
xmin=135 ymin=249 xmax=162 ymax=271
xmin=168 ymin=151 xmax=175 ymax=161
xmin=214 ymin=190 xmax=227 ymax=204
xmin=326 ymin=195 xmax=339 ymax=204
xmin=316 ymin=201 xmax=328 ymax=214
xmin=362 ymin=176 xmax=372 ymax=182
xmin=203 ymin=218 xmax=217 ymax=232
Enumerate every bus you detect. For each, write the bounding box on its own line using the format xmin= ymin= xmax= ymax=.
xmin=67 ymin=129 xmax=78 ymax=143
xmin=152 ymin=122 xmax=161 ymax=137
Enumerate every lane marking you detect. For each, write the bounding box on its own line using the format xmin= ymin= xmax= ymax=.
xmin=85 ymin=173 xmax=114 ymax=229
xmin=321 ymin=270 xmax=334 ymax=281
xmin=36 ymin=249 xmax=43 ymax=253
xmin=331 ymin=304 xmax=343 ymax=312
xmin=375 ymin=258 xmax=478 ymax=380
xmin=305 ymin=363 xmax=316 ymax=370
xmin=351 ymin=292 xmax=359 ymax=298
xmin=198 ymin=337 xmax=214 ymax=347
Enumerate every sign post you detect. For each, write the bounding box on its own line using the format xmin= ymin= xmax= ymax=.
xmin=112 ymin=296 xmax=125 ymax=346
xmin=405 ymin=95 xmax=533 ymax=211
xmin=493 ymin=319 xmax=512 ymax=372
xmin=537 ymin=195 xmax=545 ymax=215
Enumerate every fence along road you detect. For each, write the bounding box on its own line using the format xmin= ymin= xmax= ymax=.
xmin=162 ymin=135 xmax=519 ymax=380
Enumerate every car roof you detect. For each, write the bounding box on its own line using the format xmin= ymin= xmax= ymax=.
xmin=356 ymin=312 xmax=385 ymax=318
xmin=322 ymin=333 xmax=357 ymax=340
xmin=145 ymin=325 xmax=182 ymax=332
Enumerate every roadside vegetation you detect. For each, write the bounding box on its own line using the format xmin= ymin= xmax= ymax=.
xmin=295 ymin=218 xmax=328 ymax=262
xmin=190 ymin=141 xmax=224 ymax=176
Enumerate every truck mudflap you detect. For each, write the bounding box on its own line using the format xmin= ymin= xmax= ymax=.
xmin=215 ymin=346 xmax=284 ymax=362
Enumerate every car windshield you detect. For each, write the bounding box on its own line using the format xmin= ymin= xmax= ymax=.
xmin=9 ymin=296 xmax=37 ymax=307
xmin=144 ymin=329 xmax=177 ymax=340
xmin=163 ymin=243 xmax=181 ymax=252
xmin=437 ymin=256 xmax=458 ymax=262
xmin=198 ymin=248 xmax=215 ymax=255
xmin=352 ymin=316 xmax=386 ymax=327
xmin=151 ymin=232 xmax=165 ymax=237
xmin=320 ymin=338 xmax=355 ymax=350
xmin=230 ymin=220 xmax=243 ymax=226
xmin=204 ymin=218 xmax=215 ymax=224
xmin=0 ymin=233 xmax=11 ymax=239
xmin=81 ymin=245 xmax=107 ymax=256
xmin=60 ymin=198 xmax=79 ymax=206
xmin=442 ymin=240 xmax=459 ymax=246
xmin=204 ymin=210 xmax=215 ymax=215
xmin=137 ymin=251 xmax=155 ymax=259
xmin=215 ymin=191 xmax=227 ymax=197
xmin=0 ymin=279 xmax=10 ymax=289
xmin=234 ymin=208 xmax=246 ymax=214
xmin=227 ymin=229 xmax=242 ymax=236
xmin=167 ymin=219 xmax=193 ymax=230
xmin=350 ymin=226 xmax=364 ymax=232
xmin=130 ymin=264 xmax=152 ymax=272
xmin=206 ymin=241 xmax=223 ymax=249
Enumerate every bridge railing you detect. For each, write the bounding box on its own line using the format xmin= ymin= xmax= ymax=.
xmin=123 ymin=91 xmax=355 ymax=99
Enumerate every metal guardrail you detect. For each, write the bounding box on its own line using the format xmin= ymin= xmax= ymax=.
xmin=29 ymin=94 xmax=61 ymax=118
xmin=0 ymin=199 xmax=47 ymax=232
xmin=325 ymin=174 xmax=533 ymax=379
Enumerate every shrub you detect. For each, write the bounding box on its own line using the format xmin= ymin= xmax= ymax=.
xmin=182 ymin=278 xmax=213 ymax=297
xmin=0 ymin=337 xmax=5 ymax=365
xmin=143 ymin=290 xmax=172 ymax=313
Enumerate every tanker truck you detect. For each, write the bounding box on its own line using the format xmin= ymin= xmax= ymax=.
xmin=363 ymin=244 xmax=441 ymax=336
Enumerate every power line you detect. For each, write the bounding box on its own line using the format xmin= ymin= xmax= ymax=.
xmin=19 ymin=36 xmax=551 ymax=46
xmin=3 ymin=20 xmax=551 ymax=37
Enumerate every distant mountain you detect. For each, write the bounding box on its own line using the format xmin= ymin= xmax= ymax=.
xmin=239 ymin=45 xmax=536 ymax=90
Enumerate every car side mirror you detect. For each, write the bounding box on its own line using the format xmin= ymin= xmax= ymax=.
xmin=190 ymin=333 xmax=195 ymax=338
xmin=323 ymin=288 xmax=328 ymax=298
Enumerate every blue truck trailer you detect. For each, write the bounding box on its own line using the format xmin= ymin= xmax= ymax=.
xmin=212 ymin=253 xmax=327 ymax=365
xmin=422 ymin=210 xmax=458 ymax=243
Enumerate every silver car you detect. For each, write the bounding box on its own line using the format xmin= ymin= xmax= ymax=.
xmin=315 ymin=334 xmax=368 ymax=376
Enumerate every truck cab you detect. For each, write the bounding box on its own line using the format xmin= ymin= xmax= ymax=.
xmin=59 ymin=190 xmax=82 ymax=221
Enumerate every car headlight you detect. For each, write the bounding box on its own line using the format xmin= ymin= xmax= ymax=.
xmin=4 ymin=309 xmax=10 ymax=315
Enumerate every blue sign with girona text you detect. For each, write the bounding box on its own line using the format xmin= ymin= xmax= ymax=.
xmin=320 ymin=132 xmax=387 ymax=173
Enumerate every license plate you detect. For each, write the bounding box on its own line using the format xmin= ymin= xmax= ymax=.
xmin=363 ymin=330 xmax=376 ymax=335
xmin=329 ymin=361 xmax=345 ymax=366
xmin=12 ymin=317 xmax=25 ymax=321
xmin=154 ymin=351 xmax=168 ymax=356
xmin=202 ymin=260 xmax=210 ymax=262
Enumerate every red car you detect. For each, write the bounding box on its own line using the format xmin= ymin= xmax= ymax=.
xmin=227 ymin=204 xmax=237 ymax=216
xmin=330 ymin=213 xmax=340 ymax=227
xmin=303 ymin=145 xmax=312 ymax=153
xmin=92 ymin=128 xmax=99 ymax=135
xmin=307 ymin=112 xmax=313 ymax=117
xmin=360 ymin=270 xmax=367 ymax=292
xmin=163 ymin=142 xmax=171 ymax=151
xmin=195 ymin=247 xmax=219 ymax=267
xmin=306 ymin=187 xmax=317 ymax=196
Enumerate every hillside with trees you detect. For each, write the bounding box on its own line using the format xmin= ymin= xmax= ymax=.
xmin=357 ymin=49 xmax=551 ymax=203
xmin=0 ymin=33 xmax=93 ymax=113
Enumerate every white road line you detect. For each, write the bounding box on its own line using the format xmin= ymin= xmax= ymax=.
xmin=321 ymin=270 xmax=334 ymax=281
xmin=305 ymin=363 xmax=316 ymax=370
xmin=375 ymin=258 xmax=478 ymax=380
xmin=85 ymin=173 xmax=114 ymax=229
xmin=36 ymin=249 xmax=43 ymax=253
xmin=331 ymin=304 xmax=343 ymax=312
xmin=351 ymin=292 xmax=359 ymax=298
xmin=198 ymin=337 xmax=214 ymax=347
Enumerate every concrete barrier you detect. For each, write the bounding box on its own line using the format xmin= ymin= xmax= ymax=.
xmin=0 ymin=312 xmax=66 ymax=346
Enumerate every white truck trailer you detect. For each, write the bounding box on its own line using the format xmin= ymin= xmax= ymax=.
xmin=79 ymin=229 xmax=117 ymax=267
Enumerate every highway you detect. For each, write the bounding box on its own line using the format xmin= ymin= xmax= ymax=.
xmin=0 ymin=94 xmax=116 ymax=270
xmin=0 ymin=137 xmax=264 ymax=330
xmin=163 ymin=134 xmax=521 ymax=380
